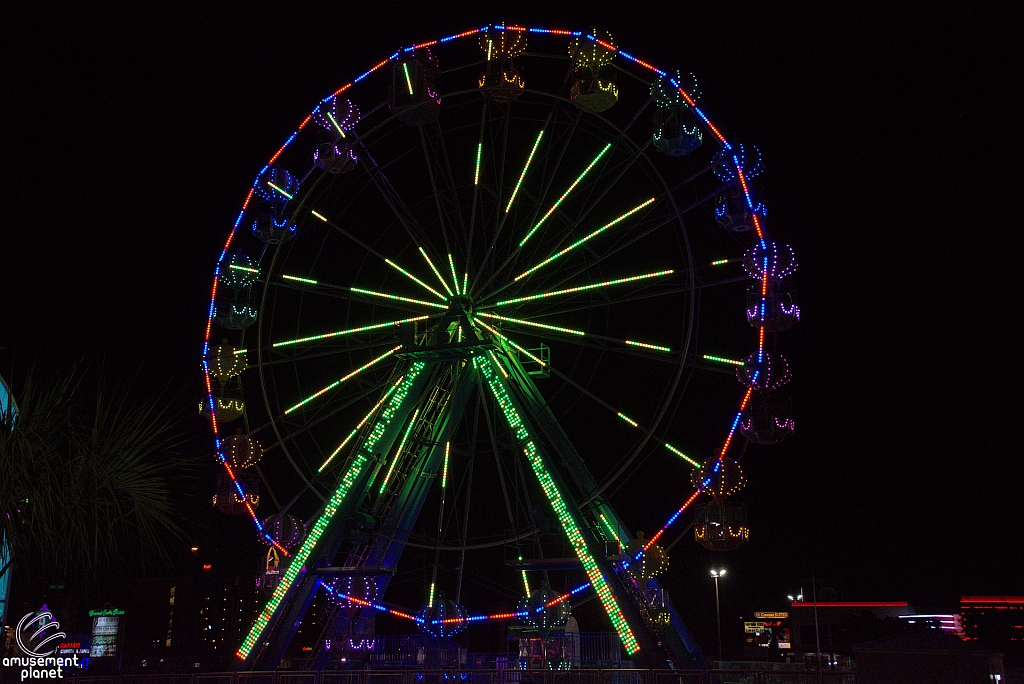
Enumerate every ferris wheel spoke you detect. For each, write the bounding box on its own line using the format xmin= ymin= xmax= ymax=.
xmin=273 ymin=276 xmax=448 ymax=313
xmin=283 ymin=345 xmax=402 ymax=415
xmin=529 ymin=135 xmax=655 ymax=259
xmin=355 ymin=138 xmax=438 ymax=255
xmin=417 ymin=124 xmax=461 ymax=269
xmin=542 ymin=362 xmax=699 ymax=469
xmin=475 ymin=312 xmax=677 ymax=362
xmin=464 ymin=102 xmax=489 ymax=287
xmin=498 ymin=178 xmax=722 ymax=306
xmin=509 ymin=196 xmax=655 ymax=284
xmin=518 ymin=274 xmax=750 ymax=320
xmin=271 ymin=315 xmax=435 ymax=350
xmin=473 ymin=108 xmax=581 ymax=295
xmin=257 ymin=339 xmax=402 ymax=369
xmin=479 ymin=269 xmax=676 ymax=310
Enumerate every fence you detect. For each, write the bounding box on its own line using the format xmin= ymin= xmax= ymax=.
xmin=62 ymin=669 xmax=856 ymax=684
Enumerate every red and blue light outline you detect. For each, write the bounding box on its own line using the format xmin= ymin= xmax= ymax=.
xmin=201 ymin=22 xmax=781 ymax=626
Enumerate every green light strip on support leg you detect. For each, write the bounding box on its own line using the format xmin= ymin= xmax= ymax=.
xmin=318 ymin=380 xmax=403 ymax=472
xmin=506 ymin=130 xmax=544 ymax=213
xmin=477 ymin=357 xmax=640 ymax=655
xmin=385 ymin=259 xmax=447 ymax=301
xmin=274 ymin=316 xmax=430 ymax=348
xmin=491 ymin=270 xmax=674 ymax=308
xmin=284 ymin=346 xmax=401 ymax=414
xmin=419 ymin=247 xmax=454 ymax=297
xmin=238 ymin=363 xmax=425 ymax=660
xmin=379 ymin=407 xmax=421 ymax=494
xmin=519 ymin=144 xmax=611 ymax=247
xmin=515 ymin=198 xmax=656 ymax=282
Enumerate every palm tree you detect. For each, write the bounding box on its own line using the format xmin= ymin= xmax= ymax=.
xmin=0 ymin=363 xmax=195 ymax=593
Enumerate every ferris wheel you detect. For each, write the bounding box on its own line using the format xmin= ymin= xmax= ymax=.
xmin=201 ymin=24 xmax=798 ymax=670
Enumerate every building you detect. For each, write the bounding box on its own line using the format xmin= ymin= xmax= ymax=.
xmin=788 ymin=601 xmax=910 ymax=655
xmin=853 ymin=630 xmax=1003 ymax=684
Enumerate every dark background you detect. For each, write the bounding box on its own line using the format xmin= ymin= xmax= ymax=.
xmin=3 ymin=0 xmax=1019 ymax=659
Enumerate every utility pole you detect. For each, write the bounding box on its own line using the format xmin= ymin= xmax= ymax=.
xmin=813 ymin=573 xmax=823 ymax=684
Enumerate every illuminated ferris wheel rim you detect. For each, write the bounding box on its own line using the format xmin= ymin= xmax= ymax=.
xmin=201 ymin=23 xmax=786 ymax=615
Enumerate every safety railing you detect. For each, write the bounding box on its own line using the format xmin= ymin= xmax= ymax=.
xmin=63 ymin=668 xmax=856 ymax=684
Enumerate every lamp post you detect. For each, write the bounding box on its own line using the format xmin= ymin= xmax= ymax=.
xmin=710 ymin=569 xmax=726 ymax=663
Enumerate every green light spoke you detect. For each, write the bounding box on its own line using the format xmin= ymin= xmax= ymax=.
xmin=476 ymin=356 xmax=640 ymax=655
xmin=238 ymin=363 xmax=425 ymax=660
xmin=624 ymin=340 xmax=671 ymax=353
xmin=419 ymin=247 xmax=454 ymax=297
xmin=617 ymin=412 xmax=639 ymax=428
xmin=318 ymin=379 xmax=403 ymax=472
xmin=514 ymin=198 xmax=656 ymax=282
xmin=505 ymin=130 xmax=544 ymax=213
xmin=273 ymin=316 xmax=430 ymax=348
xmin=230 ymin=264 xmax=260 ymax=274
xmin=284 ymin=346 xmax=401 ymax=415
xmin=477 ymin=312 xmax=584 ymax=336
xmin=474 ymin=142 xmax=482 ymax=186
xmin=703 ymin=354 xmax=745 ymax=366
xmin=519 ymin=143 xmax=611 ymax=248
xmin=474 ymin=319 xmax=547 ymax=369
xmin=385 ymin=259 xmax=447 ymax=301
xmin=282 ymin=274 xmax=317 ymax=285
xmin=379 ymin=407 xmax=421 ymax=494
xmin=267 ymin=181 xmax=293 ymax=199
xmin=350 ymin=287 xmax=448 ymax=310
xmin=477 ymin=312 xmax=672 ymax=354
xmin=402 ymin=62 xmax=414 ymax=95
xmin=447 ymin=253 xmax=461 ymax=295
xmin=489 ymin=269 xmax=674 ymax=308
xmin=326 ymin=112 xmax=347 ymax=139
xmin=311 ymin=209 xmax=329 ymax=222
xmin=710 ymin=258 xmax=730 ymax=266
xmin=664 ymin=442 xmax=700 ymax=468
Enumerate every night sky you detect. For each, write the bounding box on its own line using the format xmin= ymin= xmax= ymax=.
xmin=4 ymin=0 xmax=1019 ymax=654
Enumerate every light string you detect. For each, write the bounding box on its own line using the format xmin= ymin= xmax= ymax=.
xmin=200 ymin=24 xmax=786 ymax=649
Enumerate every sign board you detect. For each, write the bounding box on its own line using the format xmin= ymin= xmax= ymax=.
xmin=90 ymin=611 xmax=121 ymax=658
xmin=744 ymin=621 xmax=765 ymax=633
xmin=754 ymin=611 xmax=789 ymax=619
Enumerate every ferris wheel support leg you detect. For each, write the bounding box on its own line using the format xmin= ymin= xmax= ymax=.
xmin=477 ymin=355 xmax=663 ymax=664
xmin=240 ymin=363 xmax=436 ymax=670
xmin=356 ymin=361 xmax=479 ymax=597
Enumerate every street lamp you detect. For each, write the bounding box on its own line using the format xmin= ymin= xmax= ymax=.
xmin=710 ymin=569 xmax=727 ymax=663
